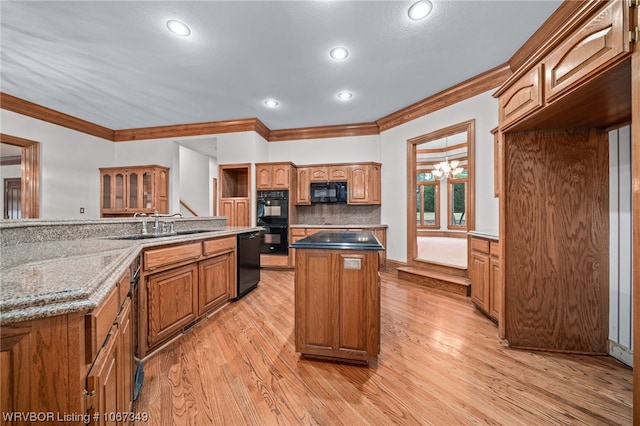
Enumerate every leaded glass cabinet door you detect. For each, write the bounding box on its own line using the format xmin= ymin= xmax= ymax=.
xmin=128 ymin=171 xmax=140 ymax=211
xmin=114 ymin=171 xmax=126 ymax=211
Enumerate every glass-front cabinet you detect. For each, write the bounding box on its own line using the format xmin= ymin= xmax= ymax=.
xmin=100 ymin=165 xmax=169 ymax=217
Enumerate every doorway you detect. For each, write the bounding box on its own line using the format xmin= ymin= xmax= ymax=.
xmin=0 ymin=133 xmax=40 ymax=218
xmin=4 ymin=178 xmax=21 ymax=219
xmin=407 ymin=119 xmax=475 ymax=271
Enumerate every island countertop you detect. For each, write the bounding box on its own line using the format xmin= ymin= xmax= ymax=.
xmin=290 ymin=230 xmax=385 ymax=251
xmin=0 ymin=225 xmax=261 ymax=325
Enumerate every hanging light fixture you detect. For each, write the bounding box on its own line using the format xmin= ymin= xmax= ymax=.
xmin=432 ymin=137 xmax=464 ymax=181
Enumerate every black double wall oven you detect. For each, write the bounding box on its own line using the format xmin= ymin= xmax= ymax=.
xmin=257 ymin=190 xmax=289 ymax=255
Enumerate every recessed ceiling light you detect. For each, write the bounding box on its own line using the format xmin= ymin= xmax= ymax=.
xmin=408 ymin=0 xmax=433 ymax=21
xmin=337 ymin=91 xmax=353 ymax=101
xmin=166 ymin=20 xmax=191 ymax=37
xmin=330 ymin=47 xmax=349 ymax=60
xmin=264 ymin=99 xmax=279 ymax=108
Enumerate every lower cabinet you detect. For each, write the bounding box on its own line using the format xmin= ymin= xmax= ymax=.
xmin=140 ymin=236 xmax=237 ymax=356
xmin=199 ymin=252 xmax=234 ymax=316
xmin=146 ymin=264 xmax=199 ymax=350
xmin=295 ymin=249 xmax=380 ymax=364
xmin=470 ymin=236 xmax=501 ymax=323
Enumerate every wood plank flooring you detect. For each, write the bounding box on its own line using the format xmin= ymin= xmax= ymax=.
xmin=132 ymin=269 xmax=632 ymax=425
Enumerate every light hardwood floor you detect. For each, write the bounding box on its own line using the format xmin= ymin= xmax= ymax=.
xmin=132 ymin=269 xmax=632 ymax=425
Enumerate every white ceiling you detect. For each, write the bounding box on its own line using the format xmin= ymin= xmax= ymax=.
xmin=0 ymin=1 xmax=562 ymax=132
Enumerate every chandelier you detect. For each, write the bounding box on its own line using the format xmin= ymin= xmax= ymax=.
xmin=432 ymin=138 xmax=464 ymax=181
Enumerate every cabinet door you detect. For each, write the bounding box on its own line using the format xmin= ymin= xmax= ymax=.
xmin=369 ymin=164 xmax=381 ymax=204
xmin=544 ymin=0 xmax=629 ymax=103
xmin=235 ymin=198 xmax=250 ymax=227
xmin=329 ymin=166 xmax=348 ymax=181
xmin=256 ymin=165 xmax=272 ymax=189
xmin=199 ymin=253 xmax=232 ymax=315
xmin=220 ymin=199 xmax=236 ymax=225
xmin=271 ymin=164 xmax=290 ymax=189
xmin=101 ymin=172 xmax=114 ymax=212
xmin=295 ymin=168 xmax=311 ymax=205
xmin=114 ymin=171 xmax=127 ymax=212
xmin=336 ymin=253 xmax=370 ymax=359
xmin=127 ymin=170 xmax=141 ymax=211
xmin=295 ymin=250 xmax=335 ymax=354
xmin=309 ymin=167 xmax=329 ymax=182
xmin=155 ymin=168 xmax=169 ymax=213
xmin=489 ymin=254 xmax=501 ymax=322
xmin=348 ymin=165 xmax=370 ymax=204
xmin=470 ymin=251 xmax=490 ymax=312
xmin=499 ymin=65 xmax=543 ymax=130
xmin=86 ymin=325 xmax=119 ymax=426
xmin=1 ymin=326 xmax=31 ymax=419
xmin=146 ymin=264 xmax=198 ymax=349
xmin=117 ymin=298 xmax=133 ymax=415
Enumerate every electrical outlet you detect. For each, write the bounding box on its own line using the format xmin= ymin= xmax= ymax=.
xmin=79 ymin=207 xmax=85 ymax=214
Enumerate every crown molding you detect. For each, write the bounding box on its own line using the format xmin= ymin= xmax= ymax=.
xmin=0 ymin=93 xmax=115 ymax=141
xmin=113 ymin=118 xmax=268 ymax=142
xmin=268 ymin=122 xmax=380 ymax=142
xmin=376 ymin=63 xmax=512 ymax=132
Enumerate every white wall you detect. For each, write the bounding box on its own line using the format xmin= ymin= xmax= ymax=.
xmin=0 ymin=109 xmax=114 ymax=218
xmin=609 ymin=125 xmax=633 ymax=366
xmin=380 ymin=90 xmax=499 ymax=262
xmin=267 ymin=134 xmax=380 ymax=164
xmin=179 ymin=145 xmax=212 ymax=217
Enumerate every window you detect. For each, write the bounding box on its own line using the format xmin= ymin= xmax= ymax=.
xmin=416 ymin=179 xmax=438 ymax=228
xmin=448 ymin=171 xmax=467 ymax=229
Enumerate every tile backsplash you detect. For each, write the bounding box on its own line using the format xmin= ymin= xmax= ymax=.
xmin=296 ymin=204 xmax=381 ymax=225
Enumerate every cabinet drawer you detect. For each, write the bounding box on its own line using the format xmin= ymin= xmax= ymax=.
xmin=203 ymin=236 xmax=236 ymax=257
xmin=544 ymin=0 xmax=628 ymax=103
xmin=499 ymin=65 xmax=543 ymax=129
xmin=85 ymin=285 xmax=119 ymax=363
xmin=144 ymin=242 xmax=202 ymax=271
xmin=470 ymin=237 xmax=490 ymax=254
xmin=291 ymin=228 xmax=307 ymax=237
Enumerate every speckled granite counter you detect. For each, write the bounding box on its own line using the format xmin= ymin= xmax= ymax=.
xmin=0 ymin=222 xmax=261 ymax=325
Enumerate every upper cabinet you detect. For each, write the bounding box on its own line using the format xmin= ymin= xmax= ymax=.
xmin=100 ymin=165 xmax=169 ymax=217
xmin=495 ymin=0 xmax=634 ymax=132
xmin=256 ymin=162 xmax=295 ymax=190
xmin=293 ymin=162 xmax=381 ymax=205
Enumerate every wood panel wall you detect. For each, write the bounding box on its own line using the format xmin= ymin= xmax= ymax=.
xmin=503 ymin=128 xmax=609 ymax=354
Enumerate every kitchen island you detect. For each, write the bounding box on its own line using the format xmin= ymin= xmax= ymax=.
xmin=290 ymin=230 xmax=384 ymax=365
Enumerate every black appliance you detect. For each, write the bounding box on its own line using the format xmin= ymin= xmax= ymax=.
xmin=236 ymin=231 xmax=261 ymax=299
xmin=257 ymin=190 xmax=289 ymax=255
xmin=310 ymin=181 xmax=347 ymax=203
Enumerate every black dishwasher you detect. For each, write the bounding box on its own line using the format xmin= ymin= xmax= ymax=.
xmin=235 ymin=231 xmax=261 ymax=299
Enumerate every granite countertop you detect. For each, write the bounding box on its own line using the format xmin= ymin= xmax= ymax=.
xmin=290 ymin=230 xmax=385 ymax=251
xmin=290 ymin=224 xmax=387 ymax=228
xmin=468 ymin=229 xmax=499 ymax=241
xmin=0 ymin=226 xmax=261 ymax=325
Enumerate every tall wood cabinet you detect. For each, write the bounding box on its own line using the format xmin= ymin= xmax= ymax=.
xmin=493 ymin=0 xmax=637 ymax=355
xmin=219 ymin=164 xmax=251 ymax=227
xmin=100 ymin=165 xmax=169 ymax=217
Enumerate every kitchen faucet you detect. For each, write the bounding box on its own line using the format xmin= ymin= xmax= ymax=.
xmin=134 ymin=212 xmax=148 ymax=235
xmin=152 ymin=211 xmax=183 ymax=235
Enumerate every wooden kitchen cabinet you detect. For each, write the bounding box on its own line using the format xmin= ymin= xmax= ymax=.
xmin=295 ymin=167 xmax=311 ymax=205
xmin=220 ymin=198 xmax=250 ymax=227
xmin=470 ymin=236 xmax=500 ymax=323
xmin=348 ymin=163 xmax=381 ymax=205
xmin=543 ymin=0 xmax=629 ymax=104
xmin=100 ymin=165 xmax=169 ymax=217
xmin=294 ymin=248 xmax=380 ymax=364
xmin=199 ymin=250 xmax=235 ymax=315
xmin=256 ymin=162 xmax=294 ymax=190
xmin=138 ymin=236 xmax=238 ymax=357
xmin=219 ymin=163 xmax=250 ymax=226
xmin=498 ymin=65 xmax=543 ymax=131
xmin=309 ymin=166 xmax=329 ymax=182
xmin=146 ymin=263 xmax=198 ymax=350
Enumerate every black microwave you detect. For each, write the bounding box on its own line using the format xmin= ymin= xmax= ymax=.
xmin=310 ymin=182 xmax=347 ymax=203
